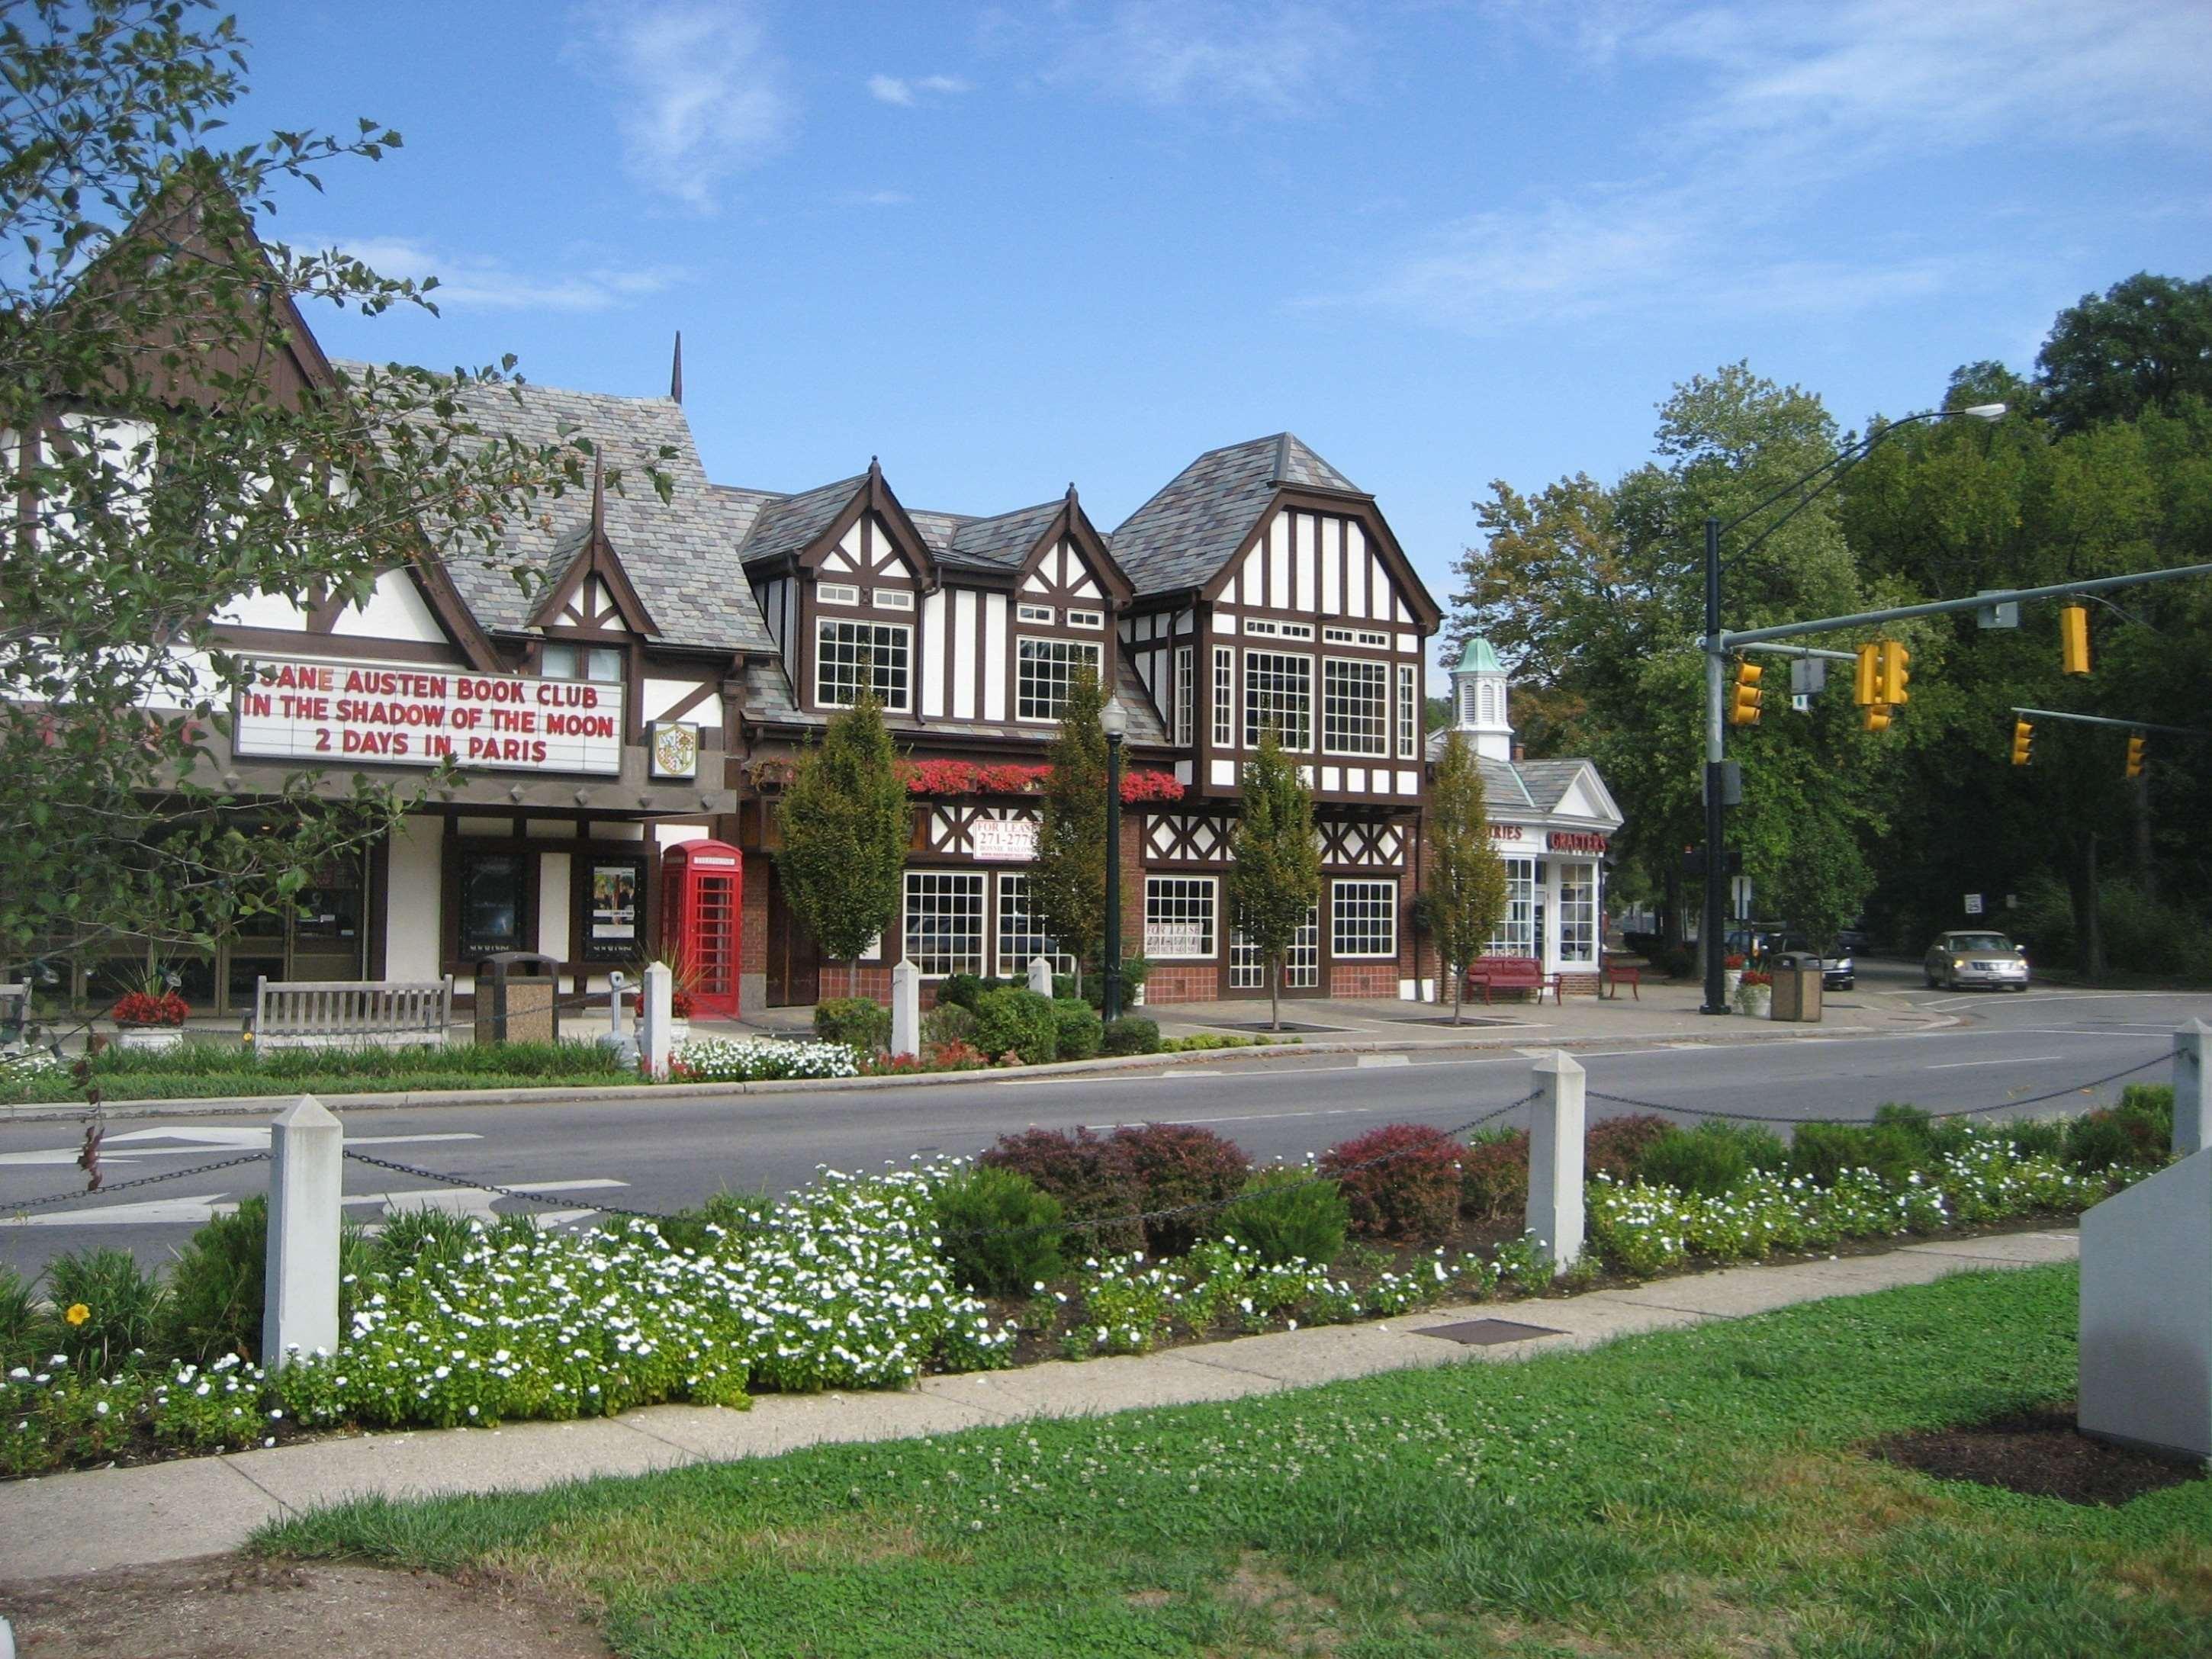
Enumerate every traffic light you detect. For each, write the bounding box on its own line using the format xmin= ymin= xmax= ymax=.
xmin=2126 ymin=734 xmax=2146 ymax=779
xmin=1863 ymin=705 xmax=1892 ymax=734
xmin=2060 ymin=603 xmax=2091 ymax=675
xmin=1854 ymin=643 xmax=1879 ymax=706
xmin=1728 ymin=660 xmax=1763 ymax=726
xmin=2010 ymin=719 xmax=2034 ymax=766
xmin=1878 ymin=641 xmax=1911 ymax=706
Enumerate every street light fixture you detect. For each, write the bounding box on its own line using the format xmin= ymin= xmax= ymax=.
xmin=1698 ymin=402 xmax=2005 ymax=1016
xmin=1100 ymin=693 xmax=1129 ymax=1022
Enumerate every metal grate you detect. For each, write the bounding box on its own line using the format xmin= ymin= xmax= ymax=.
xmin=1416 ymin=1318 xmax=1567 ymax=1346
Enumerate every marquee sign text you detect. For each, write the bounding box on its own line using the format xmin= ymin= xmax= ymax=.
xmin=233 ymin=659 xmax=625 ymax=775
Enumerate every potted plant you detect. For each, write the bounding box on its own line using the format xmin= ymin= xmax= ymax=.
xmin=1722 ymin=953 xmax=1746 ymax=1005
xmin=645 ymin=938 xmax=703 ymax=1043
xmin=1735 ymin=967 xmax=1773 ymax=1018
xmin=109 ymin=967 xmax=189 ymax=1051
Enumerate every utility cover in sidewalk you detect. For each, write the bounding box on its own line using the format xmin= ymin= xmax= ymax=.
xmin=1196 ymin=1020 xmax=1349 ymax=1034
xmin=1417 ymin=1317 xmax=1566 ymax=1346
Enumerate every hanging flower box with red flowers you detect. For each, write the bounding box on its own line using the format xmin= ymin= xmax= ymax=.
xmin=899 ymin=759 xmax=1183 ymax=805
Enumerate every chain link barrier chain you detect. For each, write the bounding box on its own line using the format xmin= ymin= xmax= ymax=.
xmin=1584 ymin=1051 xmax=2170 ymax=1124
xmin=339 ymin=1149 xmax=676 ymax=1222
xmin=3 ymin=1151 xmax=272 ymax=1214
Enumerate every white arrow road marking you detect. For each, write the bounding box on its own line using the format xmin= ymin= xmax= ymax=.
xmin=4 ymin=1174 xmax=623 ymax=1229
xmin=5 ymin=1191 xmax=240 ymax=1227
xmin=1926 ymin=1055 xmax=2066 ymax=1070
xmin=345 ymin=1179 xmax=628 ymax=1224
xmin=0 ymin=1130 xmax=481 ymax=1167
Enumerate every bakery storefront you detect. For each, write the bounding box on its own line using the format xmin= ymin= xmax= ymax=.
xmin=1479 ymin=823 xmax=1617 ymax=989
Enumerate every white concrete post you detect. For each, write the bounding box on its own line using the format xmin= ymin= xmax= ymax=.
xmin=1527 ymin=1050 xmax=1587 ymax=1274
xmin=641 ymin=962 xmax=674 ymax=1079
xmin=2080 ymin=1146 xmax=2212 ymax=1458
xmin=892 ymin=960 xmax=922 ymax=1059
xmin=1027 ymin=955 xmax=1054 ymax=997
xmin=264 ymin=1095 xmax=342 ymax=1370
xmin=2175 ymin=1021 xmax=2209 ymax=1157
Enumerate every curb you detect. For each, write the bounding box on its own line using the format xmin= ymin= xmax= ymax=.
xmin=3 ymin=1019 xmax=1924 ymax=1124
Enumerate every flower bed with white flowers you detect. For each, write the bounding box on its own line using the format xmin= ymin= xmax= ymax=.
xmin=668 ymin=1036 xmax=861 ymax=1082
xmin=0 ymin=1123 xmax=2159 ymax=1480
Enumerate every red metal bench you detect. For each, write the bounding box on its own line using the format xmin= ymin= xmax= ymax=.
xmin=1463 ymin=956 xmax=1558 ymax=1005
xmin=1600 ymin=955 xmax=1641 ymax=1000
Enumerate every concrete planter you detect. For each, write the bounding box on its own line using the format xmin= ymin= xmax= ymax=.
xmin=1735 ymin=983 xmax=1773 ymax=1019
xmin=1723 ymin=968 xmax=1744 ymax=1004
xmin=114 ymin=1025 xmax=185 ymax=1052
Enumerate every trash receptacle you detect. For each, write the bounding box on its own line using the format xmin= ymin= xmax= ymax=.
xmin=476 ymin=951 xmax=561 ymax=1044
xmin=1770 ymin=953 xmax=1824 ymax=1023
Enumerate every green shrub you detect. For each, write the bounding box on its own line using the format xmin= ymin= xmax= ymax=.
xmin=2063 ymin=1090 xmax=2172 ymax=1173
xmin=0 ymin=1263 xmax=53 ymax=1371
xmin=979 ymin=1126 xmax=1144 ymax=1252
xmin=162 ymin=1194 xmax=269 ymax=1365
xmin=375 ymin=1205 xmax=484 ymax=1276
xmin=932 ymin=1165 xmax=1066 ymax=1296
xmin=1585 ymin=1114 xmax=1674 ymax=1185
xmin=1223 ymin=1165 xmax=1349 ymax=1265
xmin=1101 ymin=1016 xmax=1161 ymax=1056
xmin=1050 ymin=998 xmax=1104 ymax=1062
xmin=1786 ymin=1121 xmax=1924 ymax=1188
xmin=43 ymin=1247 xmax=166 ymax=1373
xmin=1051 ymin=973 xmax=1105 ymax=1011
xmin=1459 ymin=1127 xmax=1529 ymax=1221
xmin=1635 ymin=1121 xmax=1784 ymax=1198
xmin=973 ymin=986 xmax=1057 ymax=1065
xmin=657 ymin=1188 xmax=775 ymax=1256
xmin=815 ymin=996 xmax=892 ymax=1054
xmin=936 ymin=973 xmax=1005 ymax=1013
xmin=2006 ymin=1115 xmax=2067 ymax=1159
xmin=921 ymin=1002 xmax=979 ymax=1050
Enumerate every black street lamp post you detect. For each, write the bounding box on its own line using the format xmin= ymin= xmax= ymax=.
xmin=1101 ymin=695 xmax=1127 ymax=1023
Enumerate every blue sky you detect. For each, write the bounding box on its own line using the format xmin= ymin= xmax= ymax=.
xmin=233 ymin=1 xmax=2211 ymax=679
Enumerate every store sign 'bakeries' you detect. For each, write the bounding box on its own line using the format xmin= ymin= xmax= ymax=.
xmin=233 ymin=659 xmax=625 ymax=775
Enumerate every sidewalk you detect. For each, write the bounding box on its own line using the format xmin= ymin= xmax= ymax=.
xmin=0 ymin=1227 xmax=2076 ymax=1583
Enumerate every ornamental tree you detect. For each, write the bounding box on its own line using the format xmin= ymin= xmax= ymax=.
xmin=1230 ymin=728 xmax=1321 ymax=1032
xmin=1030 ymin=665 xmax=1110 ymax=992
xmin=1426 ymin=730 xmax=1509 ymax=1025
xmin=775 ymin=686 xmax=908 ymax=997
xmin=0 ymin=0 xmax=633 ymax=985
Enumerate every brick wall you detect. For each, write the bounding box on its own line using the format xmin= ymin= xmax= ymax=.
xmin=1143 ymin=963 xmax=1217 ymax=1005
xmin=1328 ymin=963 xmax=1398 ymax=999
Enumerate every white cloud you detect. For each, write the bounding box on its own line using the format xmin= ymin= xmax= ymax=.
xmin=1041 ymin=1 xmax=1358 ymax=112
xmin=294 ymin=236 xmax=687 ymax=314
xmin=868 ymin=72 xmax=974 ymax=105
xmin=1345 ymin=0 xmax=2210 ymax=333
xmin=564 ymin=2 xmax=795 ymax=212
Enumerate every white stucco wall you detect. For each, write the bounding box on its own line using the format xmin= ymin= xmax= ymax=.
xmin=383 ymin=814 xmax=443 ymax=980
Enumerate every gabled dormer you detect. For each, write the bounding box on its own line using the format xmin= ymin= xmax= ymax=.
xmin=1111 ymin=433 xmax=1440 ymax=804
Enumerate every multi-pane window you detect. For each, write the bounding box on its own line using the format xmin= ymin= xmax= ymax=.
xmin=1487 ymin=856 xmax=1537 ymax=956
xmin=1323 ymin=626 xmax=1391 ymax=648
xmin=541 ymin=643 xmax=622 ymax=683
xmin=1016 ymin=637 xmax=1103 ymax=722
xmin=1174 ymin=645 xmax=1194 ymax=747
xmin=1245 ymin=619 xmax=1313 ymax=640
xmin=1243 ymin=651 xmax=1311 ymax=750
xmin=1144 ymin=876 xmax=1217 ymax=959
xmin=1332 ymin=879 xmax=1397 ymax=958
xmin=903 ymin=870 xmax=985 ymax=976
xmin=816 ymin=619 xmax=911 ymax=710
xmin=1017 ymin=603 xmax=1055 ymax=625
xmin=1397 ymin=663 xmax=1417 ymax=759
xmin=818 ymin=582 xmax=861 ymax=606
xmin=1322 ymin=658 xmax=1389 ymax=757
xmin=872 ymin=588 xmax=914 ymax=611
xmin=1066 ymin=609 xmax=1105 ymax=629
xmin=1212 ymin=647 xmax=1234 ymax=747
xmin=996 ymin=873 xmax=1075 ymax=978
xmin=1558 ymin=864 xmax=1597 ymax=965
xmin=1231 ymin=905 xmax=1319 ymax=989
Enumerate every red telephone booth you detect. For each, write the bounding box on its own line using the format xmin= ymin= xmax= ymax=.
xmin=661 ymin=839 xmax=742 ymax=1018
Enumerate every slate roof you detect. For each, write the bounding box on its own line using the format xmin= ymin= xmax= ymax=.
xmin=734 ymin=474 xmax=867 ymax=568
xmin=740 ymin=652 xmax=1170 ymax=748
xmin=1421 ymin=737 xmax=1619 ymax=825
xmin=1108 ymin=432 xmax=1363 ymax=596
xmin=946 ymin=500 xmax=1062 ymax=570
xmin=339 ymin=365 xmax=775 ymax=656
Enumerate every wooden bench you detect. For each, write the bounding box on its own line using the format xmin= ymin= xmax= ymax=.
xmin=1462 ymin=957 xmax=1559 ymax=1005
xmin=1600 ymin=956 xmax=1642 ymax=1000
xmin=249 ymin=976 xmax=454 ymax=1050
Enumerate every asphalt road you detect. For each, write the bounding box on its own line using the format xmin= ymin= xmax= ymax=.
xmin=5 ymin=977 xmax=2204 ymax=1280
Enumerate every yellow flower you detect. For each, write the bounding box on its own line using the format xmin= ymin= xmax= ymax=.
xmin=64 ymin=1303 xmax=90 ymax=1326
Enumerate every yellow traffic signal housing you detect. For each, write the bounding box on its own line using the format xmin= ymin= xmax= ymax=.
xmin=1728 ymin=661 xmax=1763 ymax=725
xmin=1878 ymin=641 xmax=1911 ymax=706
xmin=2010 ymin=719 xmax=2034 ymax=766
xmin=1854 ymin=643 xmax=1879 ymax=706
xmin=2060 ymin=603 xmax=2091 ymax=675
xmin=2126 ymin=735 xmax=2146 ymax=779
xmin=1863 ymin=705 xmax=1892 ymax=735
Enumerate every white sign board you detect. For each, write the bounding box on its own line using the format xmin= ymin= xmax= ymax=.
xmin=1964 ymin=893 xmax=1984 ymax=915
xmin=1146 ymin=926 xmax=1210 ymax=959
xmin=969 ymin=816 xmax=1040 ymax=861
xmin=234 ymin=659 xmax=624 ymax=775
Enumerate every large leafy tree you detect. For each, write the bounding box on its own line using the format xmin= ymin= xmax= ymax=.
xmin=2037 ymin=273 xmax=2212 ymax=436
xmin=1030 ymin=665 xmax=1111 ymax=991
xmin=1426 ymin=731 xmax=1508 ymax=1025
xmin=1 ymin=0 xmax=620 ymax=982
xmin=1229 ymin=728 xmax=1320 ymax=1032
xmin=774 ymin=689 xmax=908 ymax=997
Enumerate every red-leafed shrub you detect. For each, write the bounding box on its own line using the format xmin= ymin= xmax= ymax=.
xmin=979 ymin=1126 xmax=1144 ymax=1253
xmin=109 ymin=990 xmax=188 ymax=1027
xmin=1458 ymin=1127 xmax=1530 ymax=1222
xmin=1585 ymin=1114 xmax=1675 ymax=1185
xmin=1109 ymin=1122 xmax=1250 ymax=1254
xmin=1321 ymin=1124 xmax=1464 ymax=1242
xmin=924 ymin=1039 xmax=989 ymax=1072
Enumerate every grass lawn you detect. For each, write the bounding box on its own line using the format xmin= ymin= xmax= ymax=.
xmin=257 ymin=1263 xmax=2212 ymax=1657
xmin=0 ymin=1038 xmax=639 ymax=1104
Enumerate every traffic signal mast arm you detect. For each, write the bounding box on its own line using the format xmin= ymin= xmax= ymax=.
xmin=2008 ymin=707 xmax=2208 ymax=739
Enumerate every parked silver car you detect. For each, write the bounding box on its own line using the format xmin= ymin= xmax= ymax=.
xmin=1924 ymin=931 xmax=2030 ymax=991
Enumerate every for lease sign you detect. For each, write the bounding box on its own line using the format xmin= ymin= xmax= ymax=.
xmin=233 ymin=658 xmax=624 ymax=775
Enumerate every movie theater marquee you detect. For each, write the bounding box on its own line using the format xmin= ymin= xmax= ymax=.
xmin=233 ymin=658 xmax=625 ymax=775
